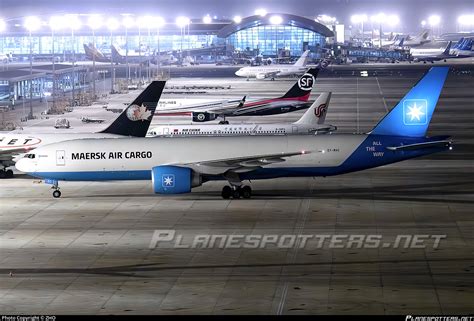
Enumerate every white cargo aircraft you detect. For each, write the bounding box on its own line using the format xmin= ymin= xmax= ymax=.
xmin=16 ymin=68 xmax=452 ymax=199
xmin=147 ymin=92 xmax=335 ymax=137
xmin=235 ymin=50 xmax=310 ymax=80
xmin=0 ymin=81 xmax=166 ymax=178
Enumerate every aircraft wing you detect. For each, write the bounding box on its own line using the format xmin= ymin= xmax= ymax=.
xmin=0 ymin=148 xmax=28 ymax=156
xmin=174 ymin=150 xmax=310 ymax=175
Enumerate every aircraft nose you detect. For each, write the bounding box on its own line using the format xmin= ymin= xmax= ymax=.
xmin=15 ymin=158 xmax=32 ymax=173
xmin=235 ymin=70 xmax=242 ymax=76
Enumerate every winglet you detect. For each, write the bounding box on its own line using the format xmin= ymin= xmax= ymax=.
xmin=370 ymin=67 xmax=449 ymax=137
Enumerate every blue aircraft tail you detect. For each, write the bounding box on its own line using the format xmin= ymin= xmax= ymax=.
xmin=461 ymin=39 xmax=472 ymax=51
xmin=453 ymin=37 xmax=464 ymax=50
xmin=370 ymin=67 xmax=449 ymax=137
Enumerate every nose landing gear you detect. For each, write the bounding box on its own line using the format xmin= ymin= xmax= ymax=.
xmin=50 ymin=181 xmax=61 ymax=198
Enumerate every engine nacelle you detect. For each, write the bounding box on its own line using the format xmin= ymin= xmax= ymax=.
xmin=192 ymin=111 xmax=218 ymax=122
xmin=151 ymin=166 xmax=202 ymax=194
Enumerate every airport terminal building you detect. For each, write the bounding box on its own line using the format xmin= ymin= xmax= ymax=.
xmin=0 ymin=13 xmax=333 ymax=59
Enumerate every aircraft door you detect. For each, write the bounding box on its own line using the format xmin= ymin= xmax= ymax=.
xmin=56 ymin=150 xmax=65 ymax=166
xmin=292 ymin=125 xmax=298 ymax=134
xmin=164 ymin=127 xmax=170 ymax=135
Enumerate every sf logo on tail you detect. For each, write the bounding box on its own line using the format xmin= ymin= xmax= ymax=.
xmin=298 ymin=73 xmax=315 ymax=91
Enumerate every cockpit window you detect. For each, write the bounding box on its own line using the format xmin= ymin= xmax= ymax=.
xmin=24 ymin=153 xmax=35 ymax=159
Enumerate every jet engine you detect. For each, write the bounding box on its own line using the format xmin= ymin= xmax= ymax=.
xmin=151 ymin=166 xmax=202 ymax=194
xmin=192 ymin=112 xmax=218 ymax=122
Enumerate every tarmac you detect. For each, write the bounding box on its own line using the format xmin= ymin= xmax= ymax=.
xmin=0 ymin=63 xmax=473 ymax=314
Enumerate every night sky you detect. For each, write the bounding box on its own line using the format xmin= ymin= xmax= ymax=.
xmin=0 ymin=0 xmax=472 ymax=33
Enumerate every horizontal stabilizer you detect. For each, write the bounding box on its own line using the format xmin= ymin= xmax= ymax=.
xmin=386 ymin=140 xmax=452 ymax=151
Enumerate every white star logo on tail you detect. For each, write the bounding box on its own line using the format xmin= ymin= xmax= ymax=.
xmin=406 ymin=103 xmax=425 ymax=122
xmin=403 ymin=99 xmax=428 ymax=125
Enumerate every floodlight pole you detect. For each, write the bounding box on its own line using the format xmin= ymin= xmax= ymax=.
xmin=110 ymin=30 xmax=114 ymax=93
xmin=125 ymin=26 xmax=129 ymax=82
xmin=51 ymin=28 xmax=56 ymax=110
xmin=28 ymin=30 xmax=33 ymax=119
xmin=71 ymin=28 xmax=76 ymax=107
xmin=92 ymin=29 xmax=96 ymax=99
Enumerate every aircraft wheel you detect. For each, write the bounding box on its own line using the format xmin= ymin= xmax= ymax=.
xmin=0 ymin=171 xmax=5 ymax=179
xmin=219 ymin=120 xmax=229 ymax=125
xmin=232 ymin=188 xmax=241 ymax=199
xmin=52 ymin=190 xmax=61 ymax=198
xmin=221 ymin=186 xmax=232 ymax=199
xmin=241 ymin=186 xmax=252 ymax=199
xmin=5 ymin=169 xmax=13 ymax=178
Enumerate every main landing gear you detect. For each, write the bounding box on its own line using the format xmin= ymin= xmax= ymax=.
xmin=221 ymin=185 xmax=252 ymax=199
xmin=0 ymin=168 xmax=14 ymax=179
xmin=218 ymin=116 xmax=229 ymax=125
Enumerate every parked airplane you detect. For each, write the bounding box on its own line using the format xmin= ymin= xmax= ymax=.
xmin=383 ymin=30 xmax=430 ymax=49
xmin=450 ymin=38 xmax=474 ymax=57
xmin=83 ymin=43 xmax=111 ymax=63
xmin=148 ymin=92 xmax=335 ymax=137
xmin=111 ymin=44 xmax=177 ymax=65
xmin=235 ymin=50 xmax=310 ymax=80
xmin=0 ymin=81 xmax=165 ymax=179
xmin=16 ymin=67 xmax=452 ymax=199
xmin=0 ymin=52 xmax=12 ymax=63
xmin=156 ymin=68 xmax=320 ymax=124
xmin=411 ymin=41 xmax=453 ymax=62
xmin=402 ymin=30 xmax=431 ymax=47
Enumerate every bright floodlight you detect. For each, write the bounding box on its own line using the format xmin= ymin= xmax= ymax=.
xmin=428 ymin=15 xmax=440 ymax=26
xmin=233 ymin=15 xmax=242 ymax=24
xmin=202 ymin=15 xmax=212 ymax=24
xmin=421 ymin=20 xmax=427 ymax=27
xmin=66 ymin=14 xmax=82 ymax=30
xmin=176 ymin=16 xmax=190 ymax=28
xmin=351 ymin=14 xmax=367 ymax=24
xmin=106 ymin=17 xmax=120 ymax=31
xmin=269 ymin=15 xmax=283 ymax=25
xmin=138 ymin=15 xmax=153 ymax=29
xmin=0 ymin=19 xmax=6 ymax=32
xmin=155 ymin=16 xmax=165 ymax=28
xmin=458 ymin=14 xmax=474 ymax=25
xmin=370 ymin=13 xmax=386 ymax=24
xmin=122 ymin=15 xmax=135 ymax=29
xmin=24 ymin=16 xmax=41 ymax=32
xmin=49 ymin=15 xmax=67 ymax=30
xmin=255 ymin=9 xmax=267 ymax=17
xmin=87 ymin=15 xmax=103 ymax=30
xmin=387 ymin=14 xmax=400 ymax=26
xmin=317 ymin=14 xmax=336 ymax=24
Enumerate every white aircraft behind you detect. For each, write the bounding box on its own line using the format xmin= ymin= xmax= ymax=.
xmin=235 ymin=50 xmax=310 ymax=80
xmin=147 ymin=92 xmax=335 ymax=137
xmin=0 ymin=53 xmax=12 ymax=63
xmin=0 ymin=81 xmax=166 ymax=178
